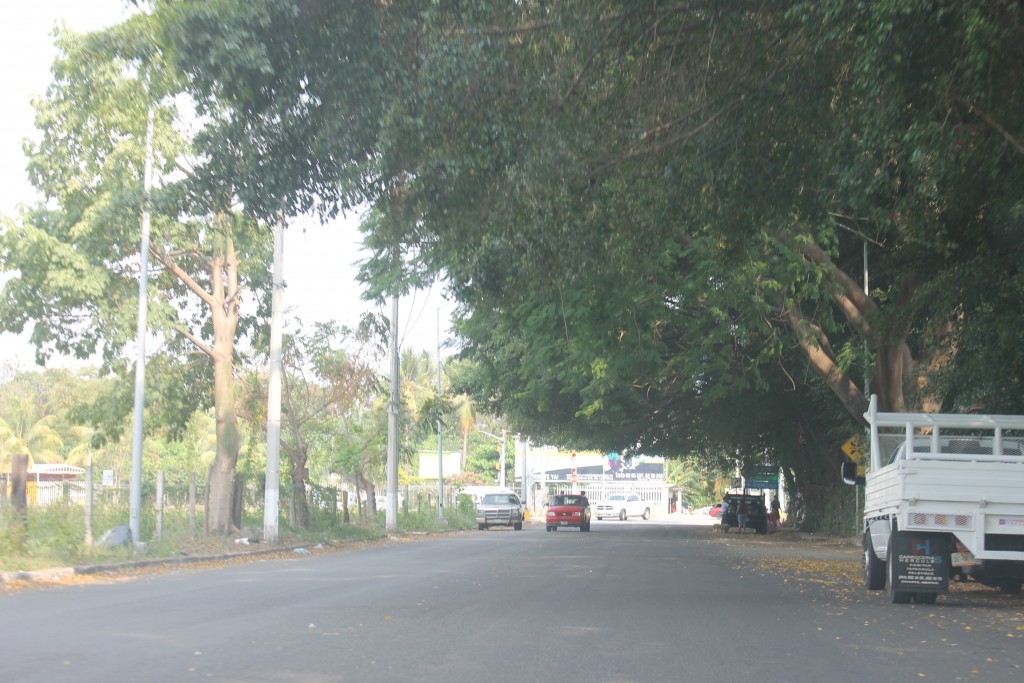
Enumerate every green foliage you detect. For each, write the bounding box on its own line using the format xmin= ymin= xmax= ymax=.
xmin=22 ymin=502 xmax=89 ymax=564
xmin=0 ymin=398 xmax=64 ymax=468
xmin=0 ymin=19 xmax=275 ymax=483
xmin=663 ymin=460 xmax=720 ymax=509
xmin=0 ymin=499 xmax=133 ymax=570
xmin=455 ymin=494 xmax=475 ymax=517
xmin=0 ymin=493 xmax=398 ymax=572
xmin=385 ymin=504 xmax=476 ymax=533
xmin=8 ymin=0 xmax=1019 ymax=521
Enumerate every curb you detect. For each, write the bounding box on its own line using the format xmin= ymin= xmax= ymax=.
xmin=0 ymin=528 xmax=470 ymax=586
xmin=0 ymin=544 xmax=322 ymax=586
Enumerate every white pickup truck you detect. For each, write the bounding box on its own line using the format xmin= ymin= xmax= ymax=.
xmin=844 ymin=395 xmax=1024 ymax=604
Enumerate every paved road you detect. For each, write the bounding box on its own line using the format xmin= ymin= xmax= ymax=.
xmin=2 ymin=517 xmax=1022 ymax=682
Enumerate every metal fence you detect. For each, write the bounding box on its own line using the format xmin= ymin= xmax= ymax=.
xmin=2 ymin=475 xmax=470 ymax=527
xmin=541 ymin=481 xmax=670 ymax=514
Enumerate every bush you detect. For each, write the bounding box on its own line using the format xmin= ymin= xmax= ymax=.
xmin=0 ymin=480 xmax=474 ymax=573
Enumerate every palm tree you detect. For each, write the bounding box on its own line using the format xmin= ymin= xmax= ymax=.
xmin=453 ymin=393 xmax=475 ymax=472
xmin=63 ymin=425 xmax=96 ymax=468
xmin=399 ymin=349 xmax=436 ymax=417
xmin=0 ymin=397 xmax=64 ymax=469
xmin=183 ymin=411 xmax=218 ymax=475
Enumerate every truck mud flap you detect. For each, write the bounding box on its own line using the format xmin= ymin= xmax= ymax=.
xmin=890 ymin=530 xmax=949 ymax=596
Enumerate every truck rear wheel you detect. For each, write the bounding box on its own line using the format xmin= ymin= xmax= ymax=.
xmin=864 ymin=532 xmax=886 ymax=590
xmin=886 ymin=531 xmax=914 ymax=604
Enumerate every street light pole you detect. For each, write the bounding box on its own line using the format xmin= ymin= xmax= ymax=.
xmin=129 ymin=105 xmax=155 ymax=549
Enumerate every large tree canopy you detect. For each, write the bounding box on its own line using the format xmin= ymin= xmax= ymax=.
xmin=149 ymin=1 xmax=1024 ymax=496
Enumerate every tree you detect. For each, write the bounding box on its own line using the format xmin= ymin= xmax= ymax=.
xmin=0 ymin=18 xmax=275 ymax=533
xmin=242 ymin=319 xmax=386 ymax=528
xmin=63 ymin=425 xmax=98 ymax=468
xmin=0 ymin=398 xmax=64 ymax=469
xmin=149 ymin=1 xmax=1024 ymax=529
xmin=453 ymin=393 xmax=475 ymax=473
xmin=386 ymin=0 xmax=1024 ymax=424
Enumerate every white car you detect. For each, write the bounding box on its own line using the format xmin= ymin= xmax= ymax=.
xmin=595 ymin=493 xmax=651 ymax=521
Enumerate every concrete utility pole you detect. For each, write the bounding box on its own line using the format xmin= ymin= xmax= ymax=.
xmin=436 ymin=307 xmax=444 ymax=519
xmin=84 ymin=452 xmax=93 ymax=546
xmin=263 ymin=216 xmax=285 ymax=544
xmin=386 ymin=292 xmax=400 ymax=532
xmin=129 ymin=106 xmax=155 ymax=548
xmin=499 ymin=429 xmax=507 ymax=488
xmin=520 ymin=438 xmax=530 ymax=511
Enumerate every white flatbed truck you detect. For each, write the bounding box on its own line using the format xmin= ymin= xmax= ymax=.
xmin=843 ymin=395 xmax=1024 ymax=604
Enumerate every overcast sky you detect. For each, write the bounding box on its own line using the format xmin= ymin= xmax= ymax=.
xmin=0 ymin=1 xmax=455 ymax=370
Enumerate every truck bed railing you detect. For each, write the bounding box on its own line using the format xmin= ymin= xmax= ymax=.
xmin=901 ymin=450 xmax=1024 ymax=464
xmin=866 ymin=395 xmax=1024 ymax=470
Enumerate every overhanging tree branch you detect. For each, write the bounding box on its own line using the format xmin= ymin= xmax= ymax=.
xmin=783 ymin=303 xmax=868 ymax=423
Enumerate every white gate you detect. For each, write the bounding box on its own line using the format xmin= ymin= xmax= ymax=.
xmin=543 ymin=481 xmax=669 ymax=515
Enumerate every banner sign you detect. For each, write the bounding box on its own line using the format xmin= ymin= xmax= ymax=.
xmin=545 ymin=461 xmax=664 ymax=482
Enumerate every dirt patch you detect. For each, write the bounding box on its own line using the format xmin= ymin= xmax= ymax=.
xmin=714 ymin=528 xmax=1024 ymax=612
xmin=711 ymin=527 xmax=861 ymax=561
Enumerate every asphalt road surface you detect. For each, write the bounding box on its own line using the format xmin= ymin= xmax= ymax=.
xmin=2 ymin=516 xmax=1023 ymax=682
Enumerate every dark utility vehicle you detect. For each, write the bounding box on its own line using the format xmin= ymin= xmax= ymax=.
xmin=721 ymin=493 xmax=769 ymax=534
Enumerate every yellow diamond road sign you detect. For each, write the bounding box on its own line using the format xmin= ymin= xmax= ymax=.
xmin=841 ymin=435 xmax=865 ymax=460
xmin=842 ymin=435 xmax=866 ymax=475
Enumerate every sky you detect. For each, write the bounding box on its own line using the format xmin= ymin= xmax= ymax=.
xmin=0 ymin=1 xmax=457 ymax=370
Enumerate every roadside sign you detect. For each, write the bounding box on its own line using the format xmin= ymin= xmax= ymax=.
xmin=842 ymin=435 xmax=866 ymax=460
xmin=742 ymin=467 xmax=779 ymax=491
xmin=841 ymin=435 xmax=866 ymax=475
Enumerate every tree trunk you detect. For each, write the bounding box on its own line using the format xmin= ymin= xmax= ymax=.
xmin=281 ymin=396 xmax=310 ymax=529
xmin=202 ymin=229 xmax=243 ymax=534
xmin=786 ymin=415 xmax=858 ymax=535
xmin=231 ymin=474 xmax=244 ymax=530
xmin=364 ymin=480 xmax=377 ymax=516
xmin=207 ymin=346 xmax=241 ymax=533
xmin=794 ymin=241 xmax=920 ymax=417
xmin=290 ymin=459 xmax=309 ymax=529
xmin=873 ymin=341 xmax=910 ymax=413
xmin=10 ymin=454 xmax=27 ymax=516
xmin=10 ymin=454 xmax=28 ymax=547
